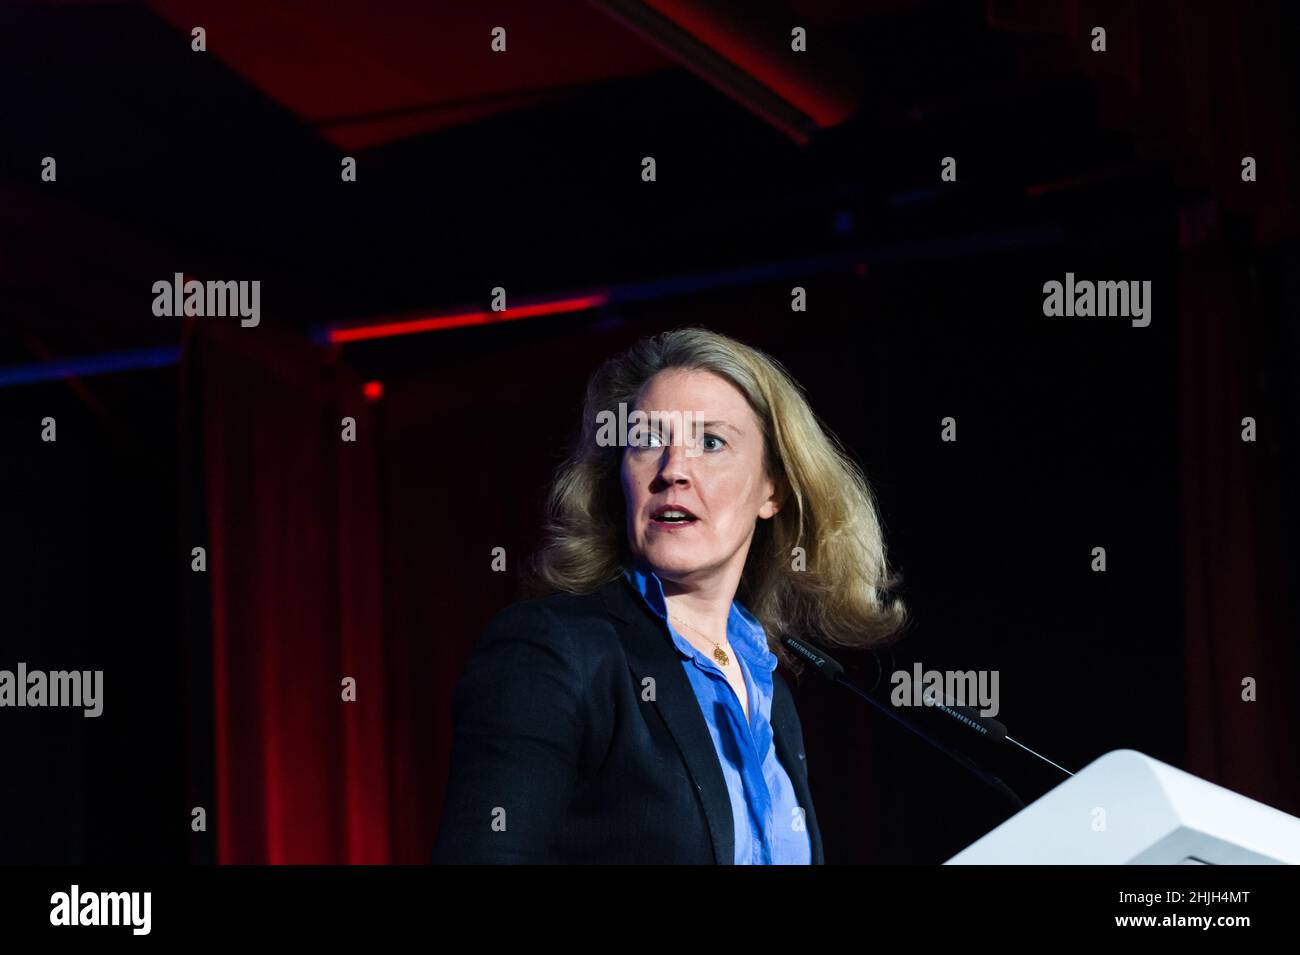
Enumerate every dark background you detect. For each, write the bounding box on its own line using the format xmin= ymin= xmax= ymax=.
xmin=1 ymin=0 xmax=1297 ymax=864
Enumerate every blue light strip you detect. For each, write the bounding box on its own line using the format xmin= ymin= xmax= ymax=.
xmin=0 ymin=223 xmax=1065 ymax=385
xmin=605 ymin=226 xmax=1065 ymax=305
xmin=0 ymin=344 xmax=181 ymax=388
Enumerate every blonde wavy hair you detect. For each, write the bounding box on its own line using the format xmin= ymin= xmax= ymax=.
xmin=524 ymin=326 xmax=906 ymax=670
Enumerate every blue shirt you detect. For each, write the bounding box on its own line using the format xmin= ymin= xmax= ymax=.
xmin=624 ymin=566 xmax=812 ymax=865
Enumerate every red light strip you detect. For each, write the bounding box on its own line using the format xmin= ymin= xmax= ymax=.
xmin=326 ymin=293 xmax=610 ymax=344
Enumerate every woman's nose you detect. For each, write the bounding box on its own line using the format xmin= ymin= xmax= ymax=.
xmin=655 ymin=441 xmax=694 ymax=483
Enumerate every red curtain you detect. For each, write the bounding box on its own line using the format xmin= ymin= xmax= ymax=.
xmin=192 ymin=323 xmax=641 ymax=864
xmin=991 ymin=0 xmax=1300 ymax=814
xmin=197 ymin=323 xmax=391 ymax=863
xmin=1179 ymin=251 xmax=1298 ymax=811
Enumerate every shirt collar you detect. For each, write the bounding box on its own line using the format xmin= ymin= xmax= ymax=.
xmin=623 ymin=565 xmax=776 ymax=673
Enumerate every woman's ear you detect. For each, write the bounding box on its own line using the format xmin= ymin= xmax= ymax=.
xmin=759 ymin=474 xmax=789 ymax=520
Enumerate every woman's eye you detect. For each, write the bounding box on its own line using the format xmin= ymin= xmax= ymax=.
xmin=629 ymin=431 xmax=724 ymax=451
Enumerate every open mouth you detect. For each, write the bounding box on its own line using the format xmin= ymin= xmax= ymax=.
xmin=650 ymin=504 xmax=699 ymax=525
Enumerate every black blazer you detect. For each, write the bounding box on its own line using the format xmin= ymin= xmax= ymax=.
xmin=431 ymin=572 xmax=824 ymax=864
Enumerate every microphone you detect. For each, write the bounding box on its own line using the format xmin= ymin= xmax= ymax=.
xmin=787 ymin=636 xmax=1073 ymax=778
xmin=783 ymin=635 xmax=1066 ymax=811
xmin=841 ymin=645 xmax=1009 ymax=743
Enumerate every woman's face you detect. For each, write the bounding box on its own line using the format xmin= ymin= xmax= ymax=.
xmin=620 ymin=368 xmax=782 ymax=588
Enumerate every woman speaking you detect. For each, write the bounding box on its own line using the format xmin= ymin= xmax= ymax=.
xmin=432 ymin=327 xmax=904 ymax=864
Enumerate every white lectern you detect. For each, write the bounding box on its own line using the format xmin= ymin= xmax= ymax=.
xmin=945 ymin=749 xmax=1300 ymax=864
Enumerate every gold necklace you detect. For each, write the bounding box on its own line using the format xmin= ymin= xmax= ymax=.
xmin=669 ymin=612 xmax=731 ymax=666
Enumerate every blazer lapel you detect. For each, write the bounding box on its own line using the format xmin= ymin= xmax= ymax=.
xmin=599 ymin=576 xmax=735 ymax=865
xmin=771 ymin=675 xmax=825 ymax=864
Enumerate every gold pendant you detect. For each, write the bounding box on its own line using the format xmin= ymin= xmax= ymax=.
xmin=713 ymin=646 xmax=729 ymax=666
